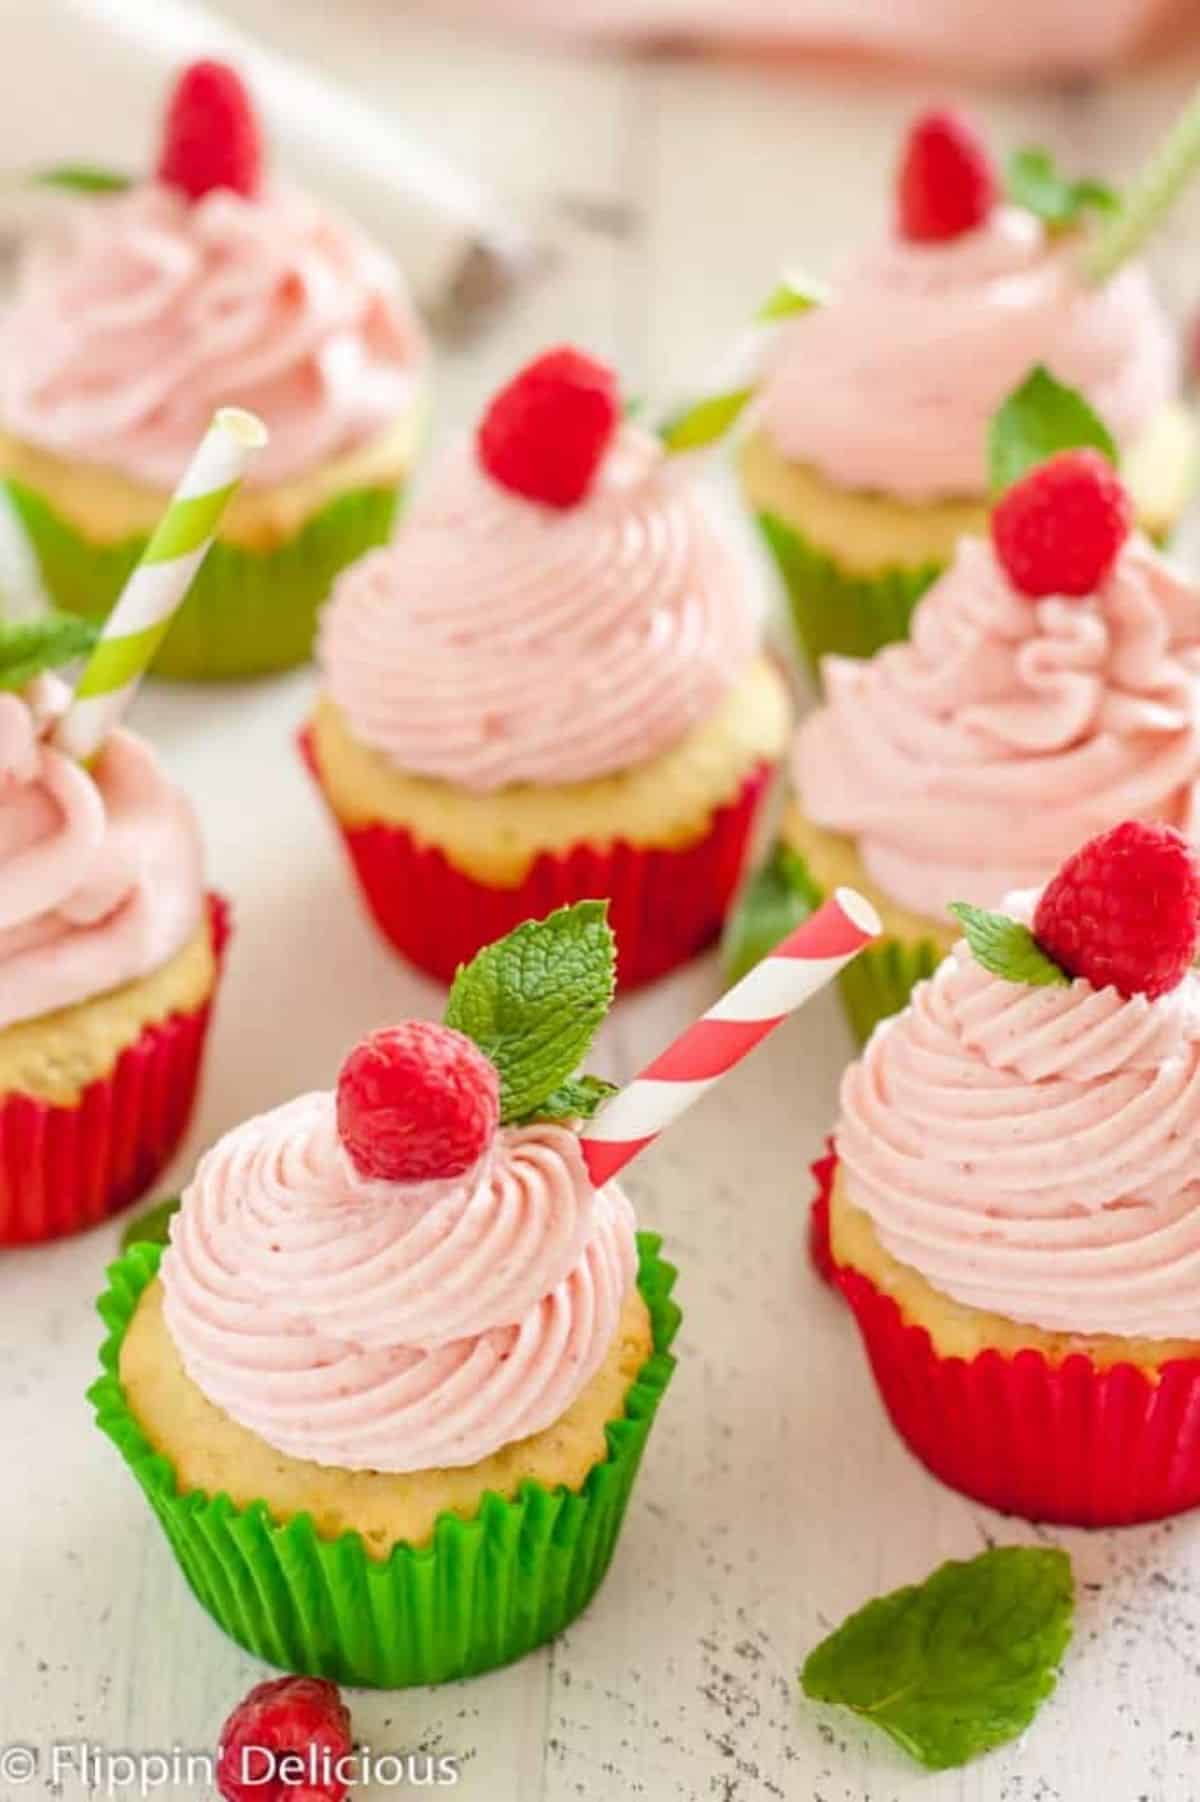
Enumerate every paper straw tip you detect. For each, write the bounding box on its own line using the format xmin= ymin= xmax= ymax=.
xmin=834 ymin=886 xmax=882 ymax=941
xmin=215 ymin=406 xmax=269 ymax=451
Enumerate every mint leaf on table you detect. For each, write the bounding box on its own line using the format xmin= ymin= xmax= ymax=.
xmin=801 ymin=1547 xmax=1074 ymax=1771
xmin=515 ymin=1073 xmax=618 ymax=1126
xmin=120 ymin=1196 xmax=181 ymax=1253
xmin=722 ymin=840 xmax=821 ymax=983
xmin=1006 ymin=147 xmax=1118 ymax=232
xmin=988 ymin=366 xmax=1118 ymax=495
xmin=659 ymin=386 xmax=753 ymax=453
xmin=445 ymin=901 xmax=616 ymax=1125
xmin=948 ymin=902 xmax=1069 ymax=988
xmin=31 ymin=164 xmax=132 ymax=194
xmin=0 ymin=613 xmax=98 ymax=692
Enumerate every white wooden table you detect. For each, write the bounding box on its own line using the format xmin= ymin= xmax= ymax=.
xmin=7 ymin=10 xmax=1200 ymax=1799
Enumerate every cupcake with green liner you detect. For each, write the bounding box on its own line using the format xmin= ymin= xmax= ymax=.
xmin=91 ymin=902 xmax=680 ymax=1688
xmin=735 ymin=108 xmax=1195 ymax=673
xmin=727 ymin=374 xmax=1200 ymax=1045
xmin=0 ymin=61 xmax=427 ymax=681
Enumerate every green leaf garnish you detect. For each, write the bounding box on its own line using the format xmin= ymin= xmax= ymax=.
xmin=801 ymin=1547 xmax=1074 ymax=1771
xmin=1006 ymin=147 xmax=1118 ymax=232
xmin=755 ymin=277 xmax=826 ymax=321
xmin=0 ymin=612 xmax=98 ymax=692
xmin=659 ymin=386 xmax=753 ymax=453
xmin=722 ymin=840 xmax=822 ymax=984
xmin=32 ymin=164 xmax=132 ymax=195
xmin=988 ymin=366 xmax=1118 ymax=495
xmin=445 ymin=901 xmax=616 ymax=1125
xmin=948 ymin=901 xmax=1070 ymax=987
xmin=515 ymin=1073 xmax=618 ymax=1126
xmin=119 ymin=1195 xmax=181 ymax=1252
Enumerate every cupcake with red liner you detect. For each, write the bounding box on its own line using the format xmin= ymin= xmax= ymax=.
xmin=820 ymin=819 xmax=1200 ymax=1526
xmin=739 ymin=108 xmax=1195 ymax=672
xmin=730 ymin=374 xmax=1200 ymax=1043
xmin=92 ymin=903 xmax=680 ymax=1687
xmin=0 ymin=61 xmax=427 ymax=681
xmin=306 ymin=346 xmax=790 ymax=989
xmin=0 ymin=616 xmax=226 ymax=1245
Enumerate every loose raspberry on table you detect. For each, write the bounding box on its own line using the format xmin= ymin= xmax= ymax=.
xmin=216 ymin=1675 xmax=352 ymax=1802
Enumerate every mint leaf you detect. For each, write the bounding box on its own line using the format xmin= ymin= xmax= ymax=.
xmin=755 ymin=277 xmax=826 ymax=321
xmin=32 ymin=164 xmax=132 ymax=195
xmin=801 ymin=1547 xmax=1074 ymax=1771
xmin=1006 ymin=147 xmax=1118 ymax=232
xmin=988 ymin=366 xmax=1118 ymax=494
xmin=659 ymin=386 xmax=752 ymax=453
xmin=445 ymin=901 xmax=616 ymax=1123
xmin=516 ymin=1073 xmax=617 ymax=1126
xmin=948 ymin=902 xmax=1069 ymax=987
xmin=0 ymin=613 xmax=98 ymax=692
xmin=120 ymin=1196 xmax=181 ymax=1253
xmin=722 ymin=840 xmax=821 ymax=984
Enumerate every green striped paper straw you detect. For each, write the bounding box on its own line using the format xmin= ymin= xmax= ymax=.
xmin=1080 ymin=82 xmax=1200 ymax=285
xmin=54 ymin=407 xmax=268 ymax=761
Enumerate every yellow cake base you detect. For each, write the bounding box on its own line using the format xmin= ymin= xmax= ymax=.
xmin=781 ymin=803 xmax=957 ymax=958
xmin=0 ymin=405 xmax=424 ymax=553
xmin=311 ymin=655 xmax=792 ymax=887
xmin=830 ymin=1166 xmax=1200 ymax=1372
xmin=740 ymin=403 xmax=1196 ymax=575
xmin=0 ymin=918 xmax=216 ymax=1106
xmin=121 ymin=1279 xmax=655 ymax=1557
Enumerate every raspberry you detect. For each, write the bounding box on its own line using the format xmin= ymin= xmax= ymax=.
xmin=336 ymin=1022 xmax=500 ymax=1182
xmin=477 ymin=347 xmax=619 ymax=508
xmin=1033 ymin=821 xmax=1200 ymax=1000
xmin=897 ymin=109 xmax=997 ymax=243
xmin=216 ymin=1676 xmax=352 ymax=1802
xmin=991 ymin=448 xmax=1133 ymax=599
xmin=158 ymin=61 xmax=263 ymax=203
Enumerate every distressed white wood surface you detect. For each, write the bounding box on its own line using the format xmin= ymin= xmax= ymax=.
xmin=5 ymin=10 xmax=1200 ymax=1800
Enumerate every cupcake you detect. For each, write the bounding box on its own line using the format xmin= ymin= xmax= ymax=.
xmin=0 ymin=61 xmax=427 ymax=681
xmin=91 ymin=903 xmax=679 ymax=1686
xmin=0 ymin=617 xmax=226 ymax=1244
xmin=305 ymin=346 xmax=791 ymax=989
xmin=819 ymin=820 xmax=1200 ymax=1528
xmin=736 ymin=414 xmax=1200 ymax=1044
xmin=740 ymin=109 xmax=1194 ymax=673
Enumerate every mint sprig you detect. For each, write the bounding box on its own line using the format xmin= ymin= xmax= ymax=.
xmin=445 ymin=901 xmax=616 ymax=1125
xmin=0 ymin=612 xmax=98 ymax=692
xmin=801 ymin=1547 xmax=1074 ymax=1771
xmin=722 ymin=840 xmax=822 ymax=984
xmin=658 ymin=275 xmax=824 ymax=452
xmin=1006 ymin=147 xmax=1118 ymax=232
xmin=988 ymin=366 xmax=1118 ymax=495
xmin=32 ymin=164 xmax=132 ymax=195
xmin=949 ymin=902 xmax=1069 ymax=988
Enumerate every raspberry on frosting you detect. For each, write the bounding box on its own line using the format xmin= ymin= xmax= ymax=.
xmin=477 ymin=347 xmax=620 ymax=507
xmin=991 ymin=448 xmax=1134 ymax=599
xmin=158 ymin=60 xmax=264 ymax=203
xmin=1033 ymin=820 xmax=1200 ymax=1000
xmin=896 ymin=108 xmax=997 ymax=243
xmin=336 ymin=1022 xmax=500 ymax=1183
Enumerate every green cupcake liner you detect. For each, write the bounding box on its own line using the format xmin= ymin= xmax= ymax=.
xmin=756 ymin=509 xmax=942 ymax=678
xmin=5 ymin=478 xmax=400 ymax=682
xmin=835 ymin=933 xmax=946 ymax=1046
xmin=90 ymin=1233 xmax=681 ymax=1688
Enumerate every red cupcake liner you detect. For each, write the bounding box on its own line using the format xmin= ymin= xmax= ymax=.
xmin=813 ymin=1148 xmax=1200 ymax=1526
xmin=299 ymin=728 xmax=772 ymax=990
xmin=0 ymin=894 xmax=230 ymax=1247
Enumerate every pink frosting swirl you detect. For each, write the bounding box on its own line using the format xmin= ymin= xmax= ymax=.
xmin=795 ymin=534 xmax=1200 ymax=918
xmin=837 ymin=904 xmax=1200 ymax=1340
xmin=160 ymin=1096 xmax=638 ymax=1472
xmin=759 ymin=206 xmax=1177 ymax=501
xmin=0 ymin=676 xmax=203 ymax=1030
xmin=317 ymin=423 xmax=757 ymax=789
xmin=0 ymin=182 xmax=424 ymax=489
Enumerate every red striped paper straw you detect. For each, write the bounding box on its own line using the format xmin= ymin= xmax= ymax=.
xmin=580 ymin=888 xmax=880 ymax=1187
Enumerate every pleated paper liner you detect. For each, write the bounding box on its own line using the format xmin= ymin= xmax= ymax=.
xmin=91 ymin=1232 xmax=681 ymax=1688
xmin=811 ymin=1150 xmax=1200 ymax=1527
xmin=0 ymin=894 xmax=231 ymax=1247
xmin=300 ymin=728 xmax=772 ymax=991
xmin=756 ymin=509 xmax=941 ymax=679
xmin=6 ymin=479 xmax=399 ymax=682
